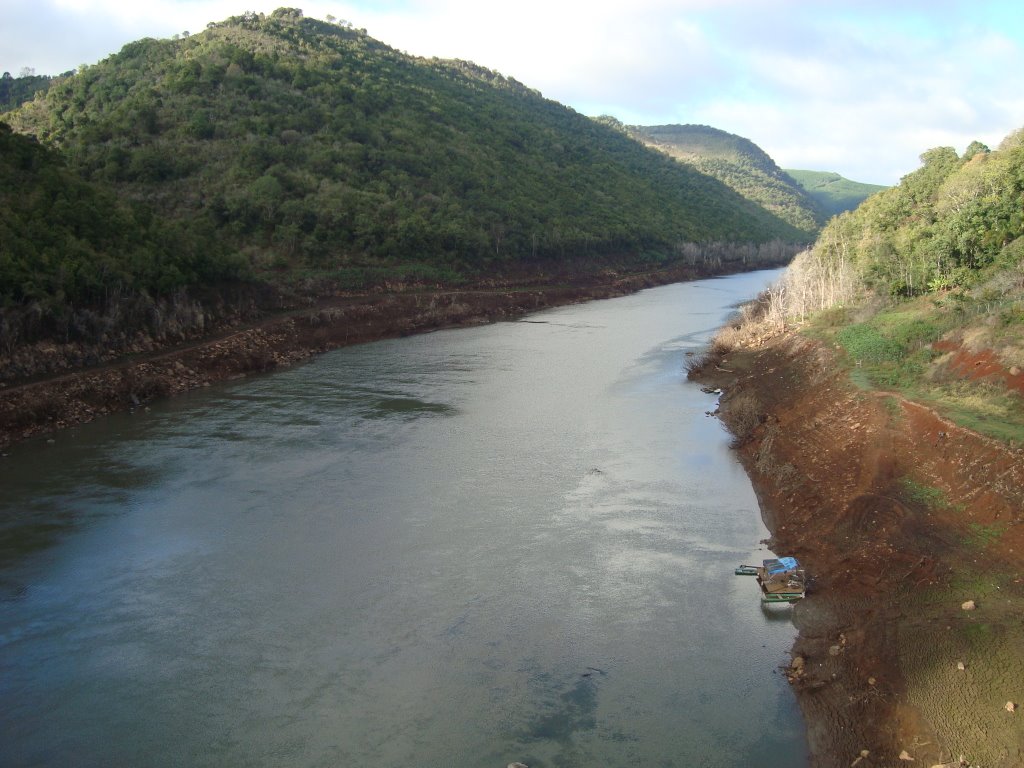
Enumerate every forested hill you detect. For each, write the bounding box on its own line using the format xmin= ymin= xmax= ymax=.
xmin=784 ymin=169 xmax=887 ymax=217
xmin=628 ymin=124 xmax=825 ymax=236
xmin=6 ymin=8 xmax=803 ymax=308
xmin=760 ymin=130 xmax=1024 ymax=443
xmin=0 ymin=71 xmax=62 ymax=113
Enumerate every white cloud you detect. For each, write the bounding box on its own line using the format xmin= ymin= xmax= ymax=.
xmin=3 ymin=0 xmax=1024 ymax=184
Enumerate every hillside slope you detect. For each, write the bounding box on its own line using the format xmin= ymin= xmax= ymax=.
xmin=774 ymin=131 xmax=1024 ymax=442
xmin=696 ymin=331 xmax=1024 ymax=767
xmin=686 ymin=129 xmax=1024 ymax=768
xmin=629 ymin=123 xmax=825 ymax=235
xmin=8 ymin=9 xmax=802 ymax=292
xmin=689 ymin=127 xmax=1024 ymax=765
xmin=784 ymin=168 xmax=887 ymax=217
xmin=0 ymin=122 xmax=242 ymax=311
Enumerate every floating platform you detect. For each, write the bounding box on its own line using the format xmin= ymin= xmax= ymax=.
xmin=735 ymin=557 xmax=806 ymax=602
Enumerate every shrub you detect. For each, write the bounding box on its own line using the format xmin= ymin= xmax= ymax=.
xmin=835 ymin=324 xmax=902 ymax=363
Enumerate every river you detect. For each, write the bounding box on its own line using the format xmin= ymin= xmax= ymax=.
xmin=0 ymin=269 xmax=806 ymax=767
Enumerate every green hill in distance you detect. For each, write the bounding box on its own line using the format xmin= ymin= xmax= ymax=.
xmin=627 ymin=123 xmax=825 ymax=236
xmin=784 ymin=169 xmax=887 ymax=217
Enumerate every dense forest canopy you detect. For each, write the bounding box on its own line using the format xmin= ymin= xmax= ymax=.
xmin=808 ymin=131 xmax=1024 ymax=298
xmin=5 ymin=8 xmax=804 ymax=306
xmin=0 ymin=70 xmax=65 ymax=113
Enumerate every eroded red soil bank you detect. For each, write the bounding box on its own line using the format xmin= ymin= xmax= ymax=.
xmin=704 ymin=334 xmax=1024 ymax=767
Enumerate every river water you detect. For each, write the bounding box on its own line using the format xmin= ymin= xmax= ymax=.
xmin=0 ymin=270 xmax=806 ymax=767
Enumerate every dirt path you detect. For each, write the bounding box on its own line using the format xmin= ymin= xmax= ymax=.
xmin=700 ymin=334 xmax=1024 ymax=767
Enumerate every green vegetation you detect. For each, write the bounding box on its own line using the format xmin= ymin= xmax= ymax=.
xmin=925 ymin=382 xmax=1024 ymax=444
xmin=810 ymin=294 xmax=1024 ymax=441
xmin=0 ymin=70 xmax=63 ymax=113
xmin=899 ymin=477 xmax=954 ymax=511
xmin=0 ymin=123 xmax=245 ymax=344
xmin=761 ymin=128 xmax=1024 ymax=443
xmin=630 ymin=124 xmax=824 ymax=236
xmin=966 ymin=522 xmax=1006 ymax=549
xmin=7 ymin=11 xmax=802 ymax=277
xmin=2 ymin=9 xmax=809 ymax=354
xmin=784 ymin=169 xmax=886 ymax=218
xmin=813 ymin=137 xmax=1024 ymax=297
xmin=833 ymin=306 xmax=950 ymax=388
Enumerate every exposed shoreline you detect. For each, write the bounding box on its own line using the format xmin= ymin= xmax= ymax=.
xmin=14 ymin=264 xmax=1022 ymax=765
xmin=0 ymin=260 xmax=784 ymax=452
xmin=697 ymin=332 xmax=1024 ymax=767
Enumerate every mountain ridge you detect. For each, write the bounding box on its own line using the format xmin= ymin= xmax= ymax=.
xmin=628 ymin=123 xmax=825 ymax=234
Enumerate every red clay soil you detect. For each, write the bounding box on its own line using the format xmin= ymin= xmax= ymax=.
xmin=701 ymin=334 xmax=1024 ymax=767
xmin=933 ymin=340 xmax=1024 ymax=394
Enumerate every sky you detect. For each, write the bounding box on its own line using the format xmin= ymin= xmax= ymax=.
xmin=3 ymin=0 xmax=1024 ymax=185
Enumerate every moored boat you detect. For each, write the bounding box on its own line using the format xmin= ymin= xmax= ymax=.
xmin=755 ymin=557 xmax=806 ymax=603
xmin=735 ymin=557 xmax=806 ymax=602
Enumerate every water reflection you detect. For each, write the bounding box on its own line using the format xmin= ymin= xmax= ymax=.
xmin=0 ymin=271 xmax=806 ymax=767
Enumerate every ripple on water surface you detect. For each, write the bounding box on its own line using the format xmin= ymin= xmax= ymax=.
xmin=0 ymin=271 xmax=806 ymax=767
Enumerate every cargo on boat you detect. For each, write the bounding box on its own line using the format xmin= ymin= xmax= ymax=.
xmin=735 ymin=557 xmax=806 ymax=603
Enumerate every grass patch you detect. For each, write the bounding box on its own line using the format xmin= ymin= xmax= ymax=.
xmin=882 ymin=395 xmax=903 ymax=422
xmin=847 ymin=365 xmax=874 ymax=390
xmin=922 ymin=383 xmax=1024 ymax=444
xmin=835 ymin=323 xmax=903 ymax=364
xmin=966 ymin=522 xmax=1007 ymax=549
xmin=802 ymin=294 xmax=1024 ymax=445
xmin=899 ymin=477 xmax=951 ymax=510
xmin=832 ymin=307 xmax=951 ymax=390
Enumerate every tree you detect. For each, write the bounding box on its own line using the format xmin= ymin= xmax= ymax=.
xmin=963 ymin=140 xmax=990 ymax=161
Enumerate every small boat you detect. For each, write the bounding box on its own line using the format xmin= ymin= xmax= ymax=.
xmin=736 ymin=557 xmax=806 ymax=602
xmin=756 ymin=557 xmax=806 ymax=603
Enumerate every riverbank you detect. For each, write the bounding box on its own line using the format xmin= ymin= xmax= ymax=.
xmin=0 ymin=259 xmax=783 ymax=451
xmin=696 ymin=331 xmax=1024 ymax=767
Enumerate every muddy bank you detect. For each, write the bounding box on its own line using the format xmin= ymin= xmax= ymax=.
xmin=0 ymin=260 xmax=768 ymax=450
xmin=698 ymin=333 xmax=1024 ymax=767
